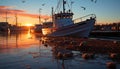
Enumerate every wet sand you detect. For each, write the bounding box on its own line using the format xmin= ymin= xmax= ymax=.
xmin=44 ymin=37 xmax=120 ymax=54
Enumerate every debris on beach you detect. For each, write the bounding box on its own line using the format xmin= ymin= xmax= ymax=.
xmin=82 ymin=53 xmax=95 ymax=59
xmin=28 ymin=52 xmax=40 ymax=58
xmin=52 ymin=47 xmax=73 ymax=59
xmin=106 ymin=62 xmax=116 ymax=69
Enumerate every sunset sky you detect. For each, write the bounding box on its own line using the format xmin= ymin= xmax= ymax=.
xmin=0 ymin=0 xmax=120 ymax=26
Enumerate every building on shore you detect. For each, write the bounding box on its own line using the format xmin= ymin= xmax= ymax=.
xmin=93 ymin=22 xmax=120 ymax=32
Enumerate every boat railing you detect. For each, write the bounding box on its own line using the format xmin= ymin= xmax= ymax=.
xmin=73 ymin=14 xmax=96 ymax=24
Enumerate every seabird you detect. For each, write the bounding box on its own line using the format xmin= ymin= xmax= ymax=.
xmin=81 ymin=6 xmax=86 ymax=10
xmin=42 ymin=4 xmax=45 ymax=6
xmin=91 ymin=0 xmax=97 ymax=3
xmin=22 ymin=0 xmax=26 ymax=3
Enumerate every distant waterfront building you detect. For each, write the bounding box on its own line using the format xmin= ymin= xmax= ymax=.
xmin=93 ymin=22 xmax=120 ymax=32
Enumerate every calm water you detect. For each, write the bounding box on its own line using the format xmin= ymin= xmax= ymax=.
xmin=0 ymin=31 xmax=120 ymax=69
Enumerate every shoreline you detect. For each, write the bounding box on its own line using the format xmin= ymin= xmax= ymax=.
xmin=44 ymin=36 xmax=120 ymax=54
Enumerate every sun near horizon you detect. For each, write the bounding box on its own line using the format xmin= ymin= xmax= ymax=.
xmin=25 ymin=23 xmax=34 ymax=27
xmin=0 ymin=0 xmax=120 ymax=25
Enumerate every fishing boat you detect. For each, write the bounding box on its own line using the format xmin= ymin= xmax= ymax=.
xmin=9 ymin=13 xmax=25 ymax=32
xmin=34 ymin=24 xmax=42 ymax=33
xmin=33 ymin=8 xmax=43 ymax=33
xmin=42 ymin=0 xmax=96 ymax=37
xmin=0 ymin=22 xmax=9 ymax=33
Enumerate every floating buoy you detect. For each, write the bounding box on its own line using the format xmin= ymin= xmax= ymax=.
xmin=82 ymin=53 xmax=89 ymax=59
xmin=26 ymin=64 xmax=31 ymax=69
xmin=82 ymin=53 xmax=94 ymax=59
xmin=113 ymin=41 xmax=117 ymax=44
xmin=110 ymin=53 xmax=117 ymax=59
xmin=79 ymin=41 xmax=87 ymax=47
xmin=63 ymin=52 xmax=73 ymax=58
xmin=89 ymin=53 xmax=95 ymax=59
xmin=55 ymin=49 xmax=73 ymax=59
xmin=106 ymin=62 xmax=116 ymax=69
xmin=57 ymin=52 xmax=63 ymax=59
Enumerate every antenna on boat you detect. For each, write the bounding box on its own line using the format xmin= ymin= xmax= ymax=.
xmin=63 ymin=0 xmax=66 ymax=13
xmin=6 ymin=9 xmax=8 ymax=22
xmin=52 ymin=7 xmax=56 ymax=27
xmin=15 ymin=13 xmax=18 ymax=26
xmin=70 ymin=1 xmax=74 ymax=12
xmin=39 ymin=8 xmax=42 ymax=25
xmin=52 ymin=7 xmax=54 ymax=21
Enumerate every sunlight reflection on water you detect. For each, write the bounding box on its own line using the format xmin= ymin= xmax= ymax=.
xmin=0 ymin=31 xmax=120 ymax=69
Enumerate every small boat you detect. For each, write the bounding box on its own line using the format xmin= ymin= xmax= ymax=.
xmin=0 ymin=22 xmax=9 ymax=32
xmin=33 ymin=8 xmax=43 ymax=33
xmin=9 ymin=25 xmax=22 ymax=32
xmin=9 ymin=13 xmax=27 ymax=32
xmin=42 ymin=0 xmax=96 ymax=37
xmin=34 ymin=24 xmax=42 ymax=33
xmin=9 ymin=13 xmax=21 ymax=32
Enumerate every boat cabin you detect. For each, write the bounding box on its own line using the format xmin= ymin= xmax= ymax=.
xmin=53 ymin=11 xmax=74 ymax=28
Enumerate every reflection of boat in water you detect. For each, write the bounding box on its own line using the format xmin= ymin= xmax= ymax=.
xmin=42 ymin=0 xmax=96 ymax=37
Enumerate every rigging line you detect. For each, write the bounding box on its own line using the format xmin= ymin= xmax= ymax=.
xmin=54 ymin=0 xmax=59 ymax=13
xmin=59 ymin=0 xmax=62 ymax=13
xmin=58 ymin=0 xmax=61 ymax=12
xmin=57 ymin=0 xmax=61 ymax=13
xmin=69 ymin=0 xmax=74 ymax=10
xmin=59 ymin=0 xmax=61 ymax=12
xmin=66 ymin=0 xmax=71 ymax=9
xmin=69 ymin=0 xmax=72 ymax=9
xmin=55 ymin=0 xmax=61 ymax=13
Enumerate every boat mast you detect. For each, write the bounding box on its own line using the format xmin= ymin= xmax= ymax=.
xmin=52 ymin=7 xmax=54 ymax=22
xmin=63 ymin=0 xmax=66 ymax=13
xmin=6 ymin=9 xmax=8 ymax=22
xmin=39 ymin=8 xmax=42 ymax=25
xmin=15 ymin=13 xmax=18 ymax=26
xmin=52 ymin=7 xmax=55 ymax=27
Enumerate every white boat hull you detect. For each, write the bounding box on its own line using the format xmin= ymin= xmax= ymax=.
xmin=42 ymin=18 xmax=95 ymax=37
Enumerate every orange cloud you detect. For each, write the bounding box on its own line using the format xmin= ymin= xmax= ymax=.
xmin=19 ymin=13 xmax=51 ymax=19
xmin=0 ymin=6 xmax=51 ymax=19
xmin=0 ymin=6 xmax=25 ymax=15
xmin=0 ymin=6 xmax=11 ymax=9
xmin=0 ymin=6 xmax=51 ymax=25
